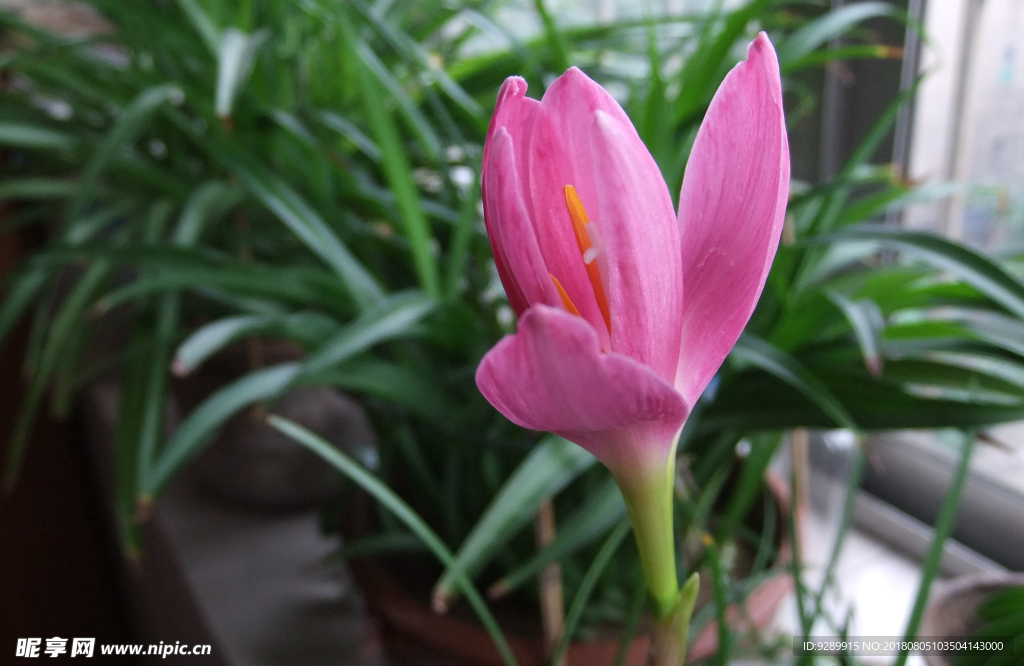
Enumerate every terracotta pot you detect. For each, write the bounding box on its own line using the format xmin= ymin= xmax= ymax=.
xmin=920 ymin=572 xmax=1024 ymax=666
xmin=345 ymin=474 xmax=793 ymax=665
xmin=349 ymin=557 xmax=651 ymax=666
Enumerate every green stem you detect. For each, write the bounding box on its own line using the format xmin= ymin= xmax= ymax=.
xmin=614 ymin=436 xmax=700 ymax=666
xmin=617 ymin=461 xmax=679 ymax=619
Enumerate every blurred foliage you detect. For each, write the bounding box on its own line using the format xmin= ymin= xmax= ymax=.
xmin=2 ymin=0 xmax=1024 ymax=655
xmin=954 ymin=585 xmax=1024 ymax=666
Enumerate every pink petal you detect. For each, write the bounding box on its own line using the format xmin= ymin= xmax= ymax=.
xmin=526 ymin=68 xmax=634 ymax=350
xmin=484 ymin=76 xmax=540 ymax=201
xmin=482 ymin=77 xmax=542 ymax=315
xmin=476 ymin=306 xmax=689 ymax=473
xmin=482 ymin=128 xmax=560 ymax=313
xmin=590 ymin=110 xmax=683 ymax=383
xmin=675 ymin=33 xmax=790 ymax=406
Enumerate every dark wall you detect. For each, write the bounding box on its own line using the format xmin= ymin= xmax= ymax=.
xmin=0 ymin=230 xmax=136 ymax=665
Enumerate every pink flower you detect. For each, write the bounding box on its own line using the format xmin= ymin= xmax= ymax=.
xmin=476 ymin=33 xmax=790 ymax=481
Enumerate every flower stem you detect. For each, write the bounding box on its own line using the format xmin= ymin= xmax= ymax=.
xmin=614 ymin=438 xmax=700 ymax=665
xmin=617 ymin=462 xmax=679 ymax=619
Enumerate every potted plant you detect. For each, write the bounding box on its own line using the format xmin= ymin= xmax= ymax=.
xmin=4 ymin=0 xmax=1024 ymax=664
xmin=921 ymin=574 xmax=1024 ymax=666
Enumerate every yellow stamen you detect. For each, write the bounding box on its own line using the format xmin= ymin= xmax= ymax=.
xmin=563 ymin=185 xmax=611 ymax=333
xmin=550 ymin=274 xmax=580 ymax=316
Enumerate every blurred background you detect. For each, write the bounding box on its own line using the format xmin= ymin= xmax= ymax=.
xmin=0 ymin=1 xmax=1022 ymax=665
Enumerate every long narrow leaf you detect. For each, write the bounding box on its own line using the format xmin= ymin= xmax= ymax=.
xmin=3 ymin=261 xmax=110 ymax=485
xmin=550 ymin=519 xmax=632 ymax=665
xmin=820 ymin=226 xmax=1024 ymax=319
xmin=173 ymin=312 xmax=339 ymax=376
xmin=301 ymin=291 xmax=433 ymax=374
xmin=268 ymin=415 xmax=518 ymax=666
xmin=215 ymin=28 xmax=268 ymax=119
xmin=0 ymin=179 xmax=79 ymax=202
xmin=342 ymin=17 xmax=441 ymax=298
xmin=776 ymin=2 xmax=901 ymax=64
xmin=0 ymin=123 xmax=77 ymax=150
xmin=894 ymin=433 xmax=977 ymax=666
xmin=489 ymin=474 xmax=626 ymax=599
xmin=228 ymin=156 xmax=384 ymax=310
xmin=827 ymin=291 xmax=885 ymax=376
xmin=70 ymin=85 xmax=181 ymax=221
xmin=731 ymin=333 xmax=858 ymax=431
xmin=135 ymin=294 xmax=180 ymax=495
xmin=143 ymin=363 xmax=301 ymax=498
xmin=175 ymin=0 xmax=220 ymax=54
xmin=309 ymin=359 xmax=455 ymax=426
xmin=432 ymin=435 xmax=596 ymax=611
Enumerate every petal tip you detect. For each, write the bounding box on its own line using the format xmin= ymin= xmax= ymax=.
xmin=492 ymin=76 xmax=536 ymax=129
xmin=547 ymin=65 xmax=601 ymax=100
xmin=499 ymin=75 xmax=529 ymax=98
xmin=745 ymin=32 xmax=781 ymax=83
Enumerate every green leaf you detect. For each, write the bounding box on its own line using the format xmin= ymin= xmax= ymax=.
xmin=730 ymin=333 xmax=858 ymax=431
xmin=268 ymin=415 xmax=518 ymax=666
xmin=351 ymin=0 xmax=483 ymax=121
xmin=819 ymin=226 xmax=1024 ymax=319
xmin=95 ymin=267 xmax=347 ymax=315
xmin=215 ymin=28 xmax=268 ymax=119
xmin=175 ymin=0 xmax=221 ymax=54
xmin=432 ymin=435 xmax=596 ymax=611
xmin=4 ymin=262 xmax=111 ymax=485
xmin=354 ymin=41 xmax=442 ymax=161
xmin=533 ymin=0 xmax=570 ymax=73
xmin=781 ymin=44 xmax=904 ymax=74
xmin=318 ymin=110 xmax=381 ymax=162
xmin=673 ymin=0 xmax=771 ymax=125
xmin=340 ymin=532 xmax=427 ymax=558
xmin=0 ymin=268 xmax=49 ymax=349
xmin=173 ymin=180 xmax=242 ymax=247
xmin=70 ymin=84 xmax=181 ymax=221
xmin=444 ymin=178 xmax=480 ymax=300
xmin=716 ymin=431 xmax=783 ymax=542
xmin=614 ymin=573 xmax=648 ymax=666
xmin=836 ymin=182 xmax=963 ymax=226
xmin=301 ymin=291 xmax=433 ymax=374
xmin=488 ymin=474 xmax=626 ymax=599
xmin=148 ymin=291 xmax=430 ymax=497
xmin=706 ymin=541 xmax=731 ymax=666
xmin=978 ymin=587 xmax=1024 ymax=619
xmin=776 ymin=2 xmax=902 ymax=65
xmin=883 ymin=355 xmax=1024 ymax=400
xmin=944 ymin=310 xmax=1024 ymax=358
xmin=0 ymin=123 xmax=77 ymax=150
xmin=135 ymin=294 xmax=180 ymax=497
xmin=172 ymin=312 xmax=340 ymax=376
xmin=341 ymin=16 xmax=441 ymax=298
xmin=894 ymin=433 xmax=976 ymax=666
xmin=550 ymin=519 xmax=632 ymax=666
xmin=703 ymin=371 xmax=1024 ymax=431
xmin=227 ymin=156 xmax=384 ymax=310
xmin=144 ymin=363 xmax=302 ymax=498
xmin=0 ymin=178 xmax=78 ymax=202
xmin=827 ymin=291 xmax=885 ymax=375
xmin=309 ymin=359 xmax=455 ymax=426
